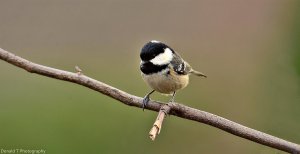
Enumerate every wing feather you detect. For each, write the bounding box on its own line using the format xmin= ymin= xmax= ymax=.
xmin=171 ymin=54 xmax=191 ymax=75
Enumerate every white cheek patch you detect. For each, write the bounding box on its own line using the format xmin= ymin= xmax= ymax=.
xmin=150 ymin=48 xmax=173 ymax=65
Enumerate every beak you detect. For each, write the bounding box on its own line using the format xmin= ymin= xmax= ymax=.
xmin=140 ymin=61 xmax=145 ymax=70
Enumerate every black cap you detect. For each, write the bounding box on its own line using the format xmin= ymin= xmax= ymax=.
xmin=140 ymin=40 xmax=174 ymax=61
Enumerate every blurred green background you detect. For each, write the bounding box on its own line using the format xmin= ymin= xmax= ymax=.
xmin=0 ymin=1 xmax=299 ymax=154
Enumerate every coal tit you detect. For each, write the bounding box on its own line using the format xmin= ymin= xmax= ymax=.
xmin=140 ymin=40 xmax=206 ymax=109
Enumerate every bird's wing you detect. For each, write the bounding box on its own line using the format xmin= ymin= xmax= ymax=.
xmin=171 ymin=54 xmax=192 ymax=75
xmin=171 ymin=53 xmax=207 ymax=77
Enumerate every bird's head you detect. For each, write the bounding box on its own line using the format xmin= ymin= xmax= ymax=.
xmin=140 ymin=40 xmax=175 ymax=65
xmin=140 ymin=40 xmax=175 ymax=74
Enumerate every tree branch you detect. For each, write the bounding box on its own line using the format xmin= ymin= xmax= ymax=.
xmin=0 ymin=48 xmax=299 ymax=153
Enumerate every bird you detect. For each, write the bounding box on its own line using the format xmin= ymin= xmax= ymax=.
xmin=140 ymin=40 xmax=206 ymax=110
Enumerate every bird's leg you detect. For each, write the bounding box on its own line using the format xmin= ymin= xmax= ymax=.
xmin=161 ymin=91 xmax=176 ymax=116
xmin=169 ymin=91 xmax=176 ymax=103
xmin=142 ymin=90 xmax=155 ymax=111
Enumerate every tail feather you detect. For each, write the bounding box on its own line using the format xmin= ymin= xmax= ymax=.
xmin=190 ymin=69 xmax=207 ymax=78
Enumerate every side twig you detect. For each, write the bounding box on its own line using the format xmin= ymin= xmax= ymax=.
xmin=149 ymin=104 xmax=171 ymax=140
xmin=0 ymin=48 xmax=299 ymax=153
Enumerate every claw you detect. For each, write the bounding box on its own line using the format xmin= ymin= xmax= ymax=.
xmin=142 ymin=96 xmax=150 ymax=111
xmin=142 ymin=90 xmax=155 ymax=111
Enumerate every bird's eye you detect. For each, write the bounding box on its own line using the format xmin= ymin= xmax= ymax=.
xmin=151 ymin=54 xmax=156 ymax=59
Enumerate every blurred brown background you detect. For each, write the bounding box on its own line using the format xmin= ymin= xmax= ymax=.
xmin=0 ymin=0 xmax=299 ymax=153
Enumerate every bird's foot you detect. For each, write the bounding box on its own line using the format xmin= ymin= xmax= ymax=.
xmin=142 ymin=95 xmax=150 ymax=111
xmin=142 ymin=90 xmax=155 ymax=111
